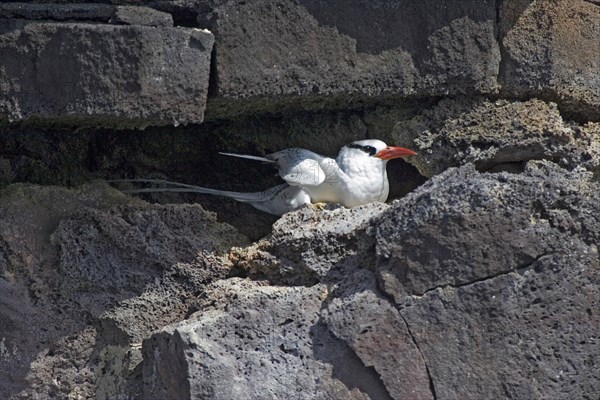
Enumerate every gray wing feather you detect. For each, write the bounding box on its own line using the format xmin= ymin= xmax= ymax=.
xmin=219 ymin=148 xmax=328 ymax=186
xmin=271 ymin=149 xmax=327 ymax=186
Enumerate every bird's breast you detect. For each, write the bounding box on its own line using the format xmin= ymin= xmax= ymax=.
xmin=304 ymin=166 xmax=389 ymax=207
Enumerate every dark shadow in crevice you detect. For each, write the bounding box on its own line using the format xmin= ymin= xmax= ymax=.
xmin=311 ymin=321 xmax=394 ymax=400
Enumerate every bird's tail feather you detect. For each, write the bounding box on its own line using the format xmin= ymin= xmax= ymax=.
xmin=218 ymin=152 xmax=275 ymax=163
xmin=108 ymin=178 xmax=203 ymax=189
xmin=110 ymin=178 xmax=285 ymax=204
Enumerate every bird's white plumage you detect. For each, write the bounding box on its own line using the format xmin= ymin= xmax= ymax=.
xmin=113 ymin=139 xmax=415 ymax=215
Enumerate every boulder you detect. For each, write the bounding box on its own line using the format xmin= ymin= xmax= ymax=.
xmin=321 ymin=272 xmax=434 ymax=400
xmin=230 ymin=202 xmax=388 ymax=285
xmin=376 ymin=160 xmax=599 ymax=296
xmin=147 ymin=160 xmax=599 ymax=399
xmin=399 ymin=250 xmax=599 ymax=399
xmin=0 ymin=20 xmax=213 ymax=126
xmin=110 ymin=6 xmax=174 ymax=27
xmin=0 ymin=3 xmax=115 ymax=21
xmin=376 ymin=161 xmax=599 ymax=398
xmin=143 ymin=275 xmax=432 ymax=400
xmin=143 ymin=279 xmax=346 ymax=400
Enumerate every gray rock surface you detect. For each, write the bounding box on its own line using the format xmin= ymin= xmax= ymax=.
xmin=400 ymin=250 xmax=598 ymax=399
xmin=231 ymin=202 xmax=388 ymax=285
xmin=200 ymin=0 xmax=500 ymax=116
xmin=375 ymin=161 xmax=599 ymax=296
xmin=1 ymin=164 xmax=597 ymax=399
xmin=142 ymin=279 xmax=348 ymax=400
xmin=0 ymin=20 xmax=213 ymax=126
xmin=392 ymin=97 xmax=600 ymax=177
xmin=0 ymin=183 xmax=247 ymax=399
xmin=144 ymin=160 xmax=599 ymax=399
xmin=321 ymin=273 xmax=434 ymax=400
xmin=378 ymin=162 xmax=599 ymax=399
xmin=1 ymin=1 xmax=599 ymax=399
xmin=0 ymin=3 xmax=115 ymax=21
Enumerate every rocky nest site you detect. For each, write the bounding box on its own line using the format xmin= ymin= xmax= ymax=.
xmin=0 ymin=1 xmax=598 ymax=399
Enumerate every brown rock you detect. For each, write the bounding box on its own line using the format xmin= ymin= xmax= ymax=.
xmin=500 ymin=0 xmax=600 ymax=120
xmin=392 ymin=97 xmax=600 ymax=177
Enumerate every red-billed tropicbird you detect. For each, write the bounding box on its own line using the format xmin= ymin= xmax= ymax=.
xmin=117 ymin=139 xmax=416 ymax=215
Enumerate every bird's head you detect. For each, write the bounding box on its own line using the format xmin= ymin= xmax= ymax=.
xmin=344 ymin=139 xmax=416 ymax=162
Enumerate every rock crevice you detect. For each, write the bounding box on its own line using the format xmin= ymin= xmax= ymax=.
xmin=1 ymin=1 xmax=599 ymax=399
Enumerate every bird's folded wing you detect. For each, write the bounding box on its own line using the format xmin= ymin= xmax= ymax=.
xmin=269 ymin=148 xmax=327 ymax=186
xmin=220 ymin=148 xmax=328 ymax=186
xmin=279 ymin=157 xmax=327 ymax=186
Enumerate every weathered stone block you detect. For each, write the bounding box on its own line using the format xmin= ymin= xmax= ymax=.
xmin=0 ymin=183 xmax=246 ymax=399
xmin=144 ymin=159 xmax=600 ymax=399
xmin=322 ymin=274 xmax=434 ymax=400
xmin=500 ymin=0 xmax=600 ymax=120
xmin=0 ymin=3 xmax=115 ymax=21
xmin=0 ymin=21 xmax=214 ymax=127
xmin=200 ymin=0 xmax=500 ymax=116
xmin=376 ymin=161 xmax=600 ymax=300
xmin=400 ymin=251 xmax=599 ymax=399
xmin=142 ymin=279 xmax=352 ymax=400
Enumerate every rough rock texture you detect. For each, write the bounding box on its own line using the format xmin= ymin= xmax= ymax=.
xmin=400 ymin=251 xmax=598 ymax=399
xmin=143 ymin=276 xmax=433 ymax=400
xmin=377 ymin=163 xmax=599 ymax=399
xmin=142 ymin=161 xmax=599 ymax=399
xmin=0 ymin=3 xmax=116 ymax=21
xmin=375 ymin=161 xmax=599 ymax=296
xmin=1 ymin=0 xmax=599 ymax=399
xmin=321 ymin=274 xmax=434 ymax=400
xmin=0 ymin=20 xmax=213 ymax=126
xmin=143 ymin=280 xmax=338 ymax=400
xmin=0 ymin=109 xmax=425 ymax=240
xmin=391 ymin=97 xmax=600 ymax=177
xmin=2 ymin=0 xmax=599 ymax=122
xmin=0 ymin=183 xmax=247 ymax=399
xmin=499 ymin=0 xmax=600 ymax=120
xmin=230 ymin=202 xmax=388 ymax=285
xmin=5 ymin=161 xmax=598 ymax=399
xmin=200 ymin=0 xmax=500 ymax=116
xmin=110 ymin=6 xmax=174 ymax=26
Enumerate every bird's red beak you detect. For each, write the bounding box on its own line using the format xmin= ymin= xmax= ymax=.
xmin=375 ymin=146 xmax=417 ymax=160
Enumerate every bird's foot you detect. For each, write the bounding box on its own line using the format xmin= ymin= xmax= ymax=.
xmin=311 ymin=202 xmax=328 ymax=211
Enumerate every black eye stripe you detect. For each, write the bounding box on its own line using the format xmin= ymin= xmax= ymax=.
xmin=347 ymin=143 xmax=377 ymax=156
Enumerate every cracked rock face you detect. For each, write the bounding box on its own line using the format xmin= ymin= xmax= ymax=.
xmin=499 ymin=0 xmax=600 ymax=120
xmin=0 ymin=164 xmax=598 ymax=399
xmin=376 ymin=161 xmax=600 ymax=299
xmin=1 ymin=0 xmax=599 ymax=399
xmin=143 ymin=160 xmax=599 ymax=399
